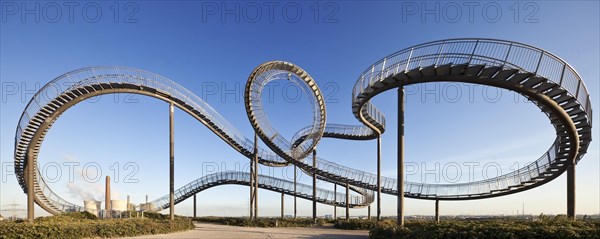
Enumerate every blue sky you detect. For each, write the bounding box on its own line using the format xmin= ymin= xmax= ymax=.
xmin=1 ymin=1 xmax=599 ymax=218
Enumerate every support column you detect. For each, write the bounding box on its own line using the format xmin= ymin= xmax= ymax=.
xmin=169 ymin=102 xmax=175 ymax=220
xmin=312 ymin=149 xmax=317 ymax=223
xmin=368 ymin=205 xmax=371 ymax=220
xmin=281 ymin=192 xmax=285 ymax=219
xmin=435 ymin=200 xmax=440 ymax=222
xmin=26 ymin=154 xmax=34 ymax=222
xmin=377 ymin=135 xmax=382 ymax=221
xmin=345 ymin=183 xmax=350 ymax=221
xmin=249 ymin=151 xmax=254 ymax=219
xmin=397 ymin=87 xmax=405 ymax=226
xmin=333 ymin=184 xmax=337 ymax=220
xmin=253 ymin=132 xmax=259 ymax=219
xmin=567 ymin=163 xmax=576 ymax=220
xmin=193 ymin=194 xmax=197 ymax=218
xmin=294 ymin=165 xmax=297 ymax=219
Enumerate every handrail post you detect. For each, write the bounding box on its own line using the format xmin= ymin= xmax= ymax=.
xmin=468 ymin=40 xmax=479 ymax=64
xmin=534 ymin=51 xmax=545 ymax=75
xmin=559 ymin=64 xmax=567 ymax=85
xmin=405 ymin=48 xmax=414 ymax=72
xmin=502 ymin=43 xmax=513 ymax=66
xmin=380 ymin=58 xmax=387 ymax=80
xmin=369 ymin=65 xmax=375 ymax=86
xmin=434 ymin=41 xmax=446 ymax=65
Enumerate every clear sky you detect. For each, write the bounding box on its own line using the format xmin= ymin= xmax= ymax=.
xmin=1 ymin=1 xmax=598 ymax=218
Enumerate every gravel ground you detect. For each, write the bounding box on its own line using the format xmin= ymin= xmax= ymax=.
xmin=119 ymin=222 xmax=369 ymax=239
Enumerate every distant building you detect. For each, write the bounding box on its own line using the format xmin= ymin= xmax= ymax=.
xmin=0 ymin=214 xmax=4 ymax=221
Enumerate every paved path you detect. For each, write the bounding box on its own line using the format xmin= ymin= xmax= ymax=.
xmin=120 ymin=222 xmax=369 ymax=239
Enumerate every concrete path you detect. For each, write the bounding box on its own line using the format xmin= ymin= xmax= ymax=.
xmin=120 ymin=222 xmax=369 ymax=239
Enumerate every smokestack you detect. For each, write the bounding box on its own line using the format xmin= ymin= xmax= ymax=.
xmin=127 ymin=195 xmax=130 ymax=211
xmin=146 ymin=195 xmax=148 ymax=204
xmin=105 ymin=176 xmax=111 ymax=215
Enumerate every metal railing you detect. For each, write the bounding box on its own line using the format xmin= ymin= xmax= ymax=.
xmin=353 ymin=39 xmax=591 ymax=127
xmin=150 ymin=171 xmax=369 ymax=211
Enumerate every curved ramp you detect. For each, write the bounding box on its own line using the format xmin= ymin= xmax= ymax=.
xmin=150 ymin=171 xmax=371 ymax=212
xmin=13 ymin=38 xmax=592 ymax=215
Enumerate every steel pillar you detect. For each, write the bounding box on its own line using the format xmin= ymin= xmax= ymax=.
xmin=567 ymin=162 xmax=576 ymax=220
xmin=193 ymin=194 xmax=197 ymax=218
xmin=345 ymin=183 xmax=349 ymax=221
xmin=250 ymin=132 xmax=259 ymax=220
xmin=281 ymin=192 xmax=285 ymax=219
xmin=377 ymin=135 xmax=382 ymax=221
xmin=368 ymin=205 xmax=371 ymax=220
xmin=398 ymin=87 xmax=405 ymax=226
xmin=26 ymin=154 xmax=34 ymax=222
xmin=435 ymin=200 xmax=440 ymax=222
xmin=333 ymin=184 xmax=337 ymax=220
xmin=249 ymin=148 xmax=254 ymax=219
xmin=254 ymin=143 xmax=258 ymax=219
xmin=312 ymin=149 xmax=317 ymax=223
xmin=169 ymin=102 xmax=175 ymax=220
xmin=294 ymin=165 xmax=297 ymax=219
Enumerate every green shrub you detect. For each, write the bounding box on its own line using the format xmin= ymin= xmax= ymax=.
xmin=334 ymin=219 xmax=380 ymax=230
xmin=192 ymin=217 xmax=324 ymax=227
xmin=368 ymin=218 xmax=600 ymax=239
xmin=0 ymin=212 xmax=194 ymax=239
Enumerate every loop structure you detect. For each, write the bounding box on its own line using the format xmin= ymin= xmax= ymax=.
xmin=13 ymin=38 xmax=592 ymax=215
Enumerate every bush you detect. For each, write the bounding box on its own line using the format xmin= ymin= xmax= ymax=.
xmin=0 ymin=212 xmax=194 ymax=239
xmin=192 ymin=216 xmax=325 ymax=227
xmin=334 ymin=219 xmax=380 ymax=230
xmin=368 ymin=217 xmax=600 ymax=239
